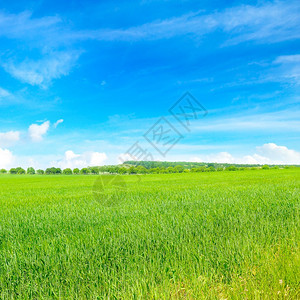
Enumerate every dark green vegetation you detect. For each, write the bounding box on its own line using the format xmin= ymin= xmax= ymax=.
xmin=0 ymin=169 xmax=299 ymax=298
xmin=2 ymin=162 xmax=298 ymax=176
xmin=124 ymin=160 xmax=295 ymax=170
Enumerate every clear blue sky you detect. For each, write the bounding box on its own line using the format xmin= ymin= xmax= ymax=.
xmin=0 ymin=0 xmax=299 ymax=168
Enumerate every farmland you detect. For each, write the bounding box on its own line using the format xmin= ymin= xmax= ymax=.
xmin=0 ymin=168 xmax=299 ymax=299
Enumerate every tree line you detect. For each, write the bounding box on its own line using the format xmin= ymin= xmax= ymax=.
xmin=124 ymin=160 xmax=286 ymax=169
xmin=0 ymin=164 xmax=295 ymax=175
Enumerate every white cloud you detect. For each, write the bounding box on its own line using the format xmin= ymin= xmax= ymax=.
xmin=54 ymin=119 xmax=64 ymax=128
xmin=53 ymin=150 xmax=107 ymax=169
xmin=254 ymin=143 xmax=300 ymax=164
xmin=194 ymin=143 xmax=300 ymax=165
xmin=89 ymin=152 xmax=108 ymax=165
xmin=193 ymin=152 xmax=234 ymax=164
xmin=3 ymin=52 xmax=81 ymax=88
xmin=0 ymin=131 xmax=20 ymax=147
xmin=0 ymin=148 xmax=14 ymax=169
xmin=28 ymin=121 xmax=50 ymax=142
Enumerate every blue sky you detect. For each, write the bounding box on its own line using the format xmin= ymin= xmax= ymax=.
xmin=0 ymin=0 xmax=299 ymax=168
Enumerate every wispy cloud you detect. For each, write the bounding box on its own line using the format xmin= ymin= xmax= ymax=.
xmin=0 ymin=11 xmax=79 ymax=87
xmin=219 ymin=2 xmax=300 ymax=45
xmin=193 ymin=109 xmax=300 ymax=133
xmin=2 ymin=51 xmax=81 ymax=88
xmin=0 ymin=87 xmax=10 ymax=98
xmin=1 ymin=2 xmax=299 ymax=46
xmin=78 ymin=1 xmax=300 ymax=44
xmin=272 ymin=54 xmax=300 ymax=85
xmin=0 ymin=11 xmax=61 ymax=42
xmin=202 ymin=53 xmax=300 ymax=90
xmin=53 ymin=119 xmax=64 ymax=128
xmin=274 ymin=54 xmax=300 ymax=64
xmin=0 ymin=1 xmax=299 ymax=87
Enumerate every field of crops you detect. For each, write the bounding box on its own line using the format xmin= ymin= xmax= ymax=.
xmin=0 ymin=169 xmax=299 ymax=299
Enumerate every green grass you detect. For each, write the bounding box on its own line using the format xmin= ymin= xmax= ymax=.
xmin=0 ymin=169 xmax=299 ymax=299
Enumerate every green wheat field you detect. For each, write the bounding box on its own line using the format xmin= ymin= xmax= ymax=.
xmin=0 ymin=168 xmax=299 ymax=299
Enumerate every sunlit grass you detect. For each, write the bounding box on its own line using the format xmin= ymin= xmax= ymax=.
xmin=0 ymin=169 xmax=299 ymax=298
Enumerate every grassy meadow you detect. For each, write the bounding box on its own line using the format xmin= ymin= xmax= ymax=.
xmin=0 ymin=169 xmax=299 ymax=299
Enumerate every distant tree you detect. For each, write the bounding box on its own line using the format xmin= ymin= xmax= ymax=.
xmin=118 ymin=167 xmax=127 ymax=175
xmin=36 ymin=169 xmax=44 ymax=175
xmin=9 ymin=168 xmax=17 ymax=174
xmin=159 ymin=167 xmax=168 ymax=174
xmin=149 ymin=167 xmax=160 ymax=174
xmin=80 ymin=168 xmax=89 ymax=175
xmin=111 ymin=166 xmax=119 ymax=174
xmin=45 ymin=168 xmax=52 ymax=175
xmin=27 ymin=167 xmax=35 ymax=175
xmin=73 ymin=168 xmax=80 ymax=174
xmin=262 ymin=165 xmax=270 ymax=170
xmin=272 ymin=166 xmax=279 ymax=169
xmin=0 ymin=169 xmax=7 ymax=174
xmin=216 ymin=167 xmax=224 ymax=172
xmin=98 ymin=166 xmax=107 ymax=173
xmin=128 ymin=166 xmax=137 ymax=174
xmin=136 ymin=166 xmax=147 ymax=174
xmin=63 ymin=168 xmax=73 ymax=175
xmin=167 ymin=167 xmax=175 ymax=173
xmin=174 ymin=165 xmax=185 ymax=173
xmin=55 ymin=168 xmax=62 ymax=174
xmin=226 ymin=166 xmax=237 ymax=171
xmin=90 ymin=167 xmax=99 ymax=175
xmin=45 ymin=167 xmax=61 ymax=175
xmin=207 ymin=166 xmax=216 ymax=172
xmin=104 ymin=166 xmax=114 ymax=174
xmin=17 ymin=168 xmax=25 ymax=174
xmin=192 ymin=166 xmax=206 ymax=172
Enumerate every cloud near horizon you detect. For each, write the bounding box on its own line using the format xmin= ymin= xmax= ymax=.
xmin=51 ymin=150 xmax=108 ymax=169
xmin=0 ymin=148 xmax=14 ymax=169
xmin=193 ymin=143 xmax=300 ymax=165
xmin=0 ymin=143 xmax=299 ymax=170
